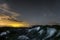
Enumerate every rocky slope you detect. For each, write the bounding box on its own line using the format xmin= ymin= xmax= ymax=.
xmin=0 ymin=25 xmax=60 ymax=40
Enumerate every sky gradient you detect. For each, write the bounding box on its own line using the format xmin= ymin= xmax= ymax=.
xmin=0 ymin=0 xmax=60 ymax=25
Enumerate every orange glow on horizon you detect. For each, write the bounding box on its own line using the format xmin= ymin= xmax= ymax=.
xmin=0 ymin=19 xmax=30 ymax=27
xmin=0 ymin=13 xmax=30 ymax=28
xmin=0 ymin=4 xmax=30 ymax=28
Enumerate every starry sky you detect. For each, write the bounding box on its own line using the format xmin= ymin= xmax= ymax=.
xmin=0 ymin=0 xmax=60 ymax=25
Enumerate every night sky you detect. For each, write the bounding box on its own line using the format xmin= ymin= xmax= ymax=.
xmin=0 ymin=0 xmax=60 ymax=25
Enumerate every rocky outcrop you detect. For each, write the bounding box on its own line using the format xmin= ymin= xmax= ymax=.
xmin=0 ymin=25 xmax=60 ymax=40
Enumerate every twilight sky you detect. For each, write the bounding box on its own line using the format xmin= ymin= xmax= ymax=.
xmin=0 ymin=0 xmax=60 ymax=25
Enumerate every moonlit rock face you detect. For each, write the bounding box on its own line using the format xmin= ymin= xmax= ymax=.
xmin=0 ymin=25 xmax=60 ymax=40
xmin=17 ymin=35 xmax=29 ymax=40
xmin=0 ymin=32 xmax=7 ymax=36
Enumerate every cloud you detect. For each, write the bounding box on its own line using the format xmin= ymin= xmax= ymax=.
xmin=0 ymin=3 xmax=30 ymax=27
xmin=0 ymin=3 xmax=9 ymax=9
xmin=0 ymin=3 xmax=20 ymax=20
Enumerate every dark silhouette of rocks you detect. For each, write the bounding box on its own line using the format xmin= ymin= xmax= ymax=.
xmin=0 ymin=25 xmax=60 ymax=40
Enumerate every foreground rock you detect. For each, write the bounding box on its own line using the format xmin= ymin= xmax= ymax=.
xmin=0 ymin=25 xmax=60 ymax=40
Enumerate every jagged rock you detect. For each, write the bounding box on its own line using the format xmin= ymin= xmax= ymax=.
xmin=0 ymin=25 xmax=60 ymax=40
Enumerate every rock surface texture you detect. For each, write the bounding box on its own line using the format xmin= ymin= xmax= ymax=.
xmin=0 ymin=25 xmax=60 ymax=40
